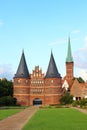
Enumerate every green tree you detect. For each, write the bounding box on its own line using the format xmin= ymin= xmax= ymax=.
xmin=60 ymin=92 xmax=73 ymax=105
xmin=77 ymin=77 xmax=85 ymax=83
xmin=0 ymin=96 xmax=17 ymax=106
xmin=0 ymin=79 xmax=17 ymax=106
xmin=0 ymin=79 xmax=13 ymax=98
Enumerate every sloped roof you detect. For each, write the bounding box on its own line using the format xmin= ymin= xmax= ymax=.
xmin=70 ymin=79 xmax=85 ymax=97
xmin=45 ymin=51 xmax=61 ymax=78
xmin=66 ymin=37 xmax=73 ymax=62
xmin=14 ymin=50 xmax=30 ymax=78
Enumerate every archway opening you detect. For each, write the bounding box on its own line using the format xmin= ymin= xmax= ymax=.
xmin=33 ymin=98 xmax=42 ymax=106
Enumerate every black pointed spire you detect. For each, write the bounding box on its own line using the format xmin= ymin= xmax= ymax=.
xmin=14 ymin=50 xmax=30 ymax=78
xmin=45 ymin=51 xmax=61 ymax=78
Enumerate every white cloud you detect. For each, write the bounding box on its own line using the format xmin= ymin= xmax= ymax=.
xmin=49 ymin=38 xmax=67 ymax=47
xmin=74 ymin=35 xmax=87 ymax=68
xmin=74 ymin=35 xmax=87 ymax=80
xmin=49 ymin=36 xmax=79 ymax=47
xmin=85 ymin=36 xmax=87 ymax=46
xmin=79 ymin=69 xmax=87 ymax=81
xmin=0 ymin=64 xmax=14 ymax=80
xmin=71 ymin=30 xmax=80 ymax=34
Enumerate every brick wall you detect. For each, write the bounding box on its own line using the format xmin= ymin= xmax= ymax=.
xmin=14 ymin=67 xmax=62 ymax=106
xmin=66 ymin=62 xmax=74 ymax=81
xmin=14 ymin=78 xmax=30 ymax=106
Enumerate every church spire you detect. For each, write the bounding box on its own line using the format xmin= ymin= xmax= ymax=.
xmin=14 ymin=50 xmax=30 ymax=78
xmin=66 ymin=37 xmax=73 ymax=63
xmin=66 ymin=37 xmax=74 ymax=81
xmin=45 ymin=51 xmax=61 ymax=78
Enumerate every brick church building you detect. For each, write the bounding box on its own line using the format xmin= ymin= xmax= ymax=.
xmin=13 ymin=37 xmax=74 ymax=106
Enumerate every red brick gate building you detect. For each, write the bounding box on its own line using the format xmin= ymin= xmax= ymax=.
xmin=13 ymin=37 xmax=74 ymax=106
xmin=14 ymin=51 xmax=62 ymax=106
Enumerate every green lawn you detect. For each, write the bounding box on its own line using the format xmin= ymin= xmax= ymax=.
xmin=23 ymin=108 xmax=87 ymax=130
xmin=0 ymin=108 xmax=22 ymax=120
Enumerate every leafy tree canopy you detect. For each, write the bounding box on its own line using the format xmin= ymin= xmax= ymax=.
xmin=73 ymin=77 xmax=85 ymax=83
xmin=0 ymin=79 xmax=13 ymax=98
xmin=77 ymin=77 xmax=85 ymax=83
xmin=60 ymin=92 xmax=73 ymax=105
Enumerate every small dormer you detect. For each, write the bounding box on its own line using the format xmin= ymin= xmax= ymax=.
xmin=62 ymin=80 xmax=69 ymax=91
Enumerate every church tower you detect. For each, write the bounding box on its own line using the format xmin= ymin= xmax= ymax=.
xmin=45 ymin=51 xmax=62 ymax=105
xmin=66 ymin=37 xmax=74 ymax=81
xmin=14 ymin=50 xmax=30 ymax=106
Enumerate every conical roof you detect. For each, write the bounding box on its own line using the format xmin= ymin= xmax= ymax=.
xmin=45 ymin=51 xmax=61 ymax=78
xmin=66 ymin=37 xmax=73 ymax=62
xmin=14 ymin=50 xmax=30 ymax=78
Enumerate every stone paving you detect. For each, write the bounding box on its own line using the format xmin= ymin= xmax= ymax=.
xmin=0 ymin=106 xmax=39 ymax=130
xmin=73 ymin=107 xmax=87 ymax=115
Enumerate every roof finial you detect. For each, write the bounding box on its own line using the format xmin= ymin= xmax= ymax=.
xmin=68 ymin=35 xmax=70 ymax=44
xmin=22 ymin=48 xmax=24 ymax=54
xmin=51 ymin=48 xmax=53 ymax=55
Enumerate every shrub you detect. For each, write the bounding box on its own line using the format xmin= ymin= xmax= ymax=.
xmin=72 ymin=100 xmax=80 ymax=107
xmin=60 ymin=92 xmax=73 ymax=105
xmin=79 ymin=98 xmax=87 ymax=108
xmin=0 ymin=96 xmax=17 ymax=106
xmin=72 ymin=98 xmax=87 ymax=108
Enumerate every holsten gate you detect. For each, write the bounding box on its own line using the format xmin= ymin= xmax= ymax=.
xmin=13 ymin=37 xmax=74 ymax=106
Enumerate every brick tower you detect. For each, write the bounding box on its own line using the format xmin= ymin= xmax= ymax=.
xmin=14 ymin=50 xmax=30 ymax=106
xmin=66 ymin=37 xmax=74 ymax=81
xmin=45 ymin=51 xmax=62 ymax=105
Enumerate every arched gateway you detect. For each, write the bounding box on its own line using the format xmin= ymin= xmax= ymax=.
xmin=33 ymin=98 xmax=42 ymax=105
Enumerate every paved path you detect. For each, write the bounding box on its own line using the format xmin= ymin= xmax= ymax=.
xmin=0 ymin=106 xmax=39 ymax=130
xmin=73 ymin=107 xmax=87 ymax=115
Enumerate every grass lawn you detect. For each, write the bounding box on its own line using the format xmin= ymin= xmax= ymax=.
xmin=23 ymin=108 xmax=87 ymax=130
xmin=0 ymin=108 xmax=23 ymax=120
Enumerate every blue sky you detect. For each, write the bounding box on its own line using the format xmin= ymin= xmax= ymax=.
xmin=0 ymin=0 xmax=87 ymax=80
